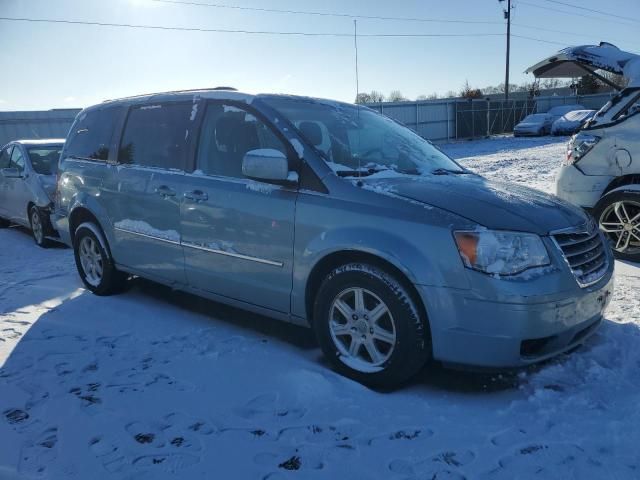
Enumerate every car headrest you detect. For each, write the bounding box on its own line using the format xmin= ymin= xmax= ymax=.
xmin=299 ymin=121 xmax=323 ymax=147
xmin=215 ymin=114 xmax=242 ymax=150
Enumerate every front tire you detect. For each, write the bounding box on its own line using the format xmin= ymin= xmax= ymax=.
xmin=73 ymin=224 xmax=128 ymax=295
xmin=313 ymin=263 xmax=430 ymax=389
xmin=29 ymin=206 xmax=50 ymax=248
xmin=595 ymin=190 xmax=640 ymax=262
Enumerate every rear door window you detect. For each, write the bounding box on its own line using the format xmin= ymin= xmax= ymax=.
xmin=119 ymin=103 xmax=193 ymax=170
xmin=66 ymin=106 xmax=121 ymax=161
xmin=0 ymin=146 xmax=12 ymax=169
xmin=10 ymin=146 xmax=25 ymax=173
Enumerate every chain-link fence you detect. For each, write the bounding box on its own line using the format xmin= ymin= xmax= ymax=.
xmin=366 ymin=92 xmax=614 ymax=142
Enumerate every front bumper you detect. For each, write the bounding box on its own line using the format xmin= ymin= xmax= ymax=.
xmin=417 ymin=265 xmax=614 ymax=369
xmin=555 ymin=164 xmax=613 ymax=209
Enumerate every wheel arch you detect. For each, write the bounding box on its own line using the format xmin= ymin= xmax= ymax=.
xmin=68 ymin=207 xmax=114 ymax=260
xmin=304 ymin=249 xmax=430 ymax=335
xmin=603 ymin=174 xmax=640 ymax=196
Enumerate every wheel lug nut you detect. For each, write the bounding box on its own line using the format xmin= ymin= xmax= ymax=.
xmin=352 ymin=314 xmax=358 ymax=320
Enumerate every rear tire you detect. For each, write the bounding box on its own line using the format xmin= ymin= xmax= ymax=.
xmin=0 ymin=217 xmax=8 ymax=228
xmin=594 ymin=190 xmax=640 ymax=262
xmin=313 ymin=263 xmax=430 ymax=389
xmin=29 ymin=206 xmax=50 ymax=248
xmin=73 ymin=224 xmax=128 ymax=295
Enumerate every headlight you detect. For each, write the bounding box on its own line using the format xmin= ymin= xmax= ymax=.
xmin=453 ymin=230 xmax=550 ymax=276
xmin=565 ymin=133 xmax=600 ymax=166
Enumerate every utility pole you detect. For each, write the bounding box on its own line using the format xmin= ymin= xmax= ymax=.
xmin=500 ymin=0 xmax=512 ymax=101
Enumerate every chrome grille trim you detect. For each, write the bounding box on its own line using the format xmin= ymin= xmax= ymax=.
xmin=551 ymin=221 xmax=610 ymax=288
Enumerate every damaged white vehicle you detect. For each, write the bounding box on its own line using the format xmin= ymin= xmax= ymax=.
xmin=527 ymin=43 xmax=640 ymax=262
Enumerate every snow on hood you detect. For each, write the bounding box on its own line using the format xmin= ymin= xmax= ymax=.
xmin=526 ymin=42 xmax=640 ymax=87
xmin=360 ymin=174 xmax=588 ymax=235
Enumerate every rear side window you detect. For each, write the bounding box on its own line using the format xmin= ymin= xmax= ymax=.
xmin=119 ymin=103 xmax=193 ymax=170
xmin=0 ymin=146 xmax=11 ymax=169
xmin=66 ymin=107 xmax=121 ymax=161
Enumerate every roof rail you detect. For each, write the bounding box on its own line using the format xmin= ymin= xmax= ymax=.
xmin=103 ymin=86 xmax=239 ymax=103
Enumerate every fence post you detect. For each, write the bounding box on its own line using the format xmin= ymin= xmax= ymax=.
xmin=455 ymin=102 xmax=458 ymax=140
xmin=415 ymin=102 xmax=419 ymax=133
xmin=486 ymin=99 xmax=490 ymax=137
xmin=447 ymin=102 xmax=450 ymax=141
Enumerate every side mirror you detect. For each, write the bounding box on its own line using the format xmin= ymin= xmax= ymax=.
xmin=1 ymin=167 xmax=22 ymax=179
xmin=242 ymin=149 xmax=293 ymax=183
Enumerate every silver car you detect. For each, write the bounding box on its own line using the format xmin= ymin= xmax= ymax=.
xmin=0 ymin=139 xmax=64 ymax=247
xmin=52 ymin=89 xmax=614 ymax=388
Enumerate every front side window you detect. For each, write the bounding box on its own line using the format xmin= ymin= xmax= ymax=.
xmin=10 ymin=146 xmax=25 ymax=173
xmin=0 ymin=146 xmax=11 ymax=169
xmin=258 ymin=96 xmax=463 ymax=177
xmin=119 ymin=103 xmax=193 ymax=170
xmin=196 ymin=103 xmax=288 ymax=178
xmin=27 ymin=146 xmax=63 ymax=175
xmin=66 ymin=107 xmax=121 ymax=161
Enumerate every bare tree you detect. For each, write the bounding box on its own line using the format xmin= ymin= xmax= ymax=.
xmin=460 ymin=80 xmax=483 ymax=99
xmin=388 ymin=90 xmax=407 ymax=102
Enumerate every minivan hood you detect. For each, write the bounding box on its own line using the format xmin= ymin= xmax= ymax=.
xmin=364 ymin=174 xmax=588 ymax=235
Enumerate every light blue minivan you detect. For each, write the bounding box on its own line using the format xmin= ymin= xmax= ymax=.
xmin=53 ymin=88 xmax=614 ymax=387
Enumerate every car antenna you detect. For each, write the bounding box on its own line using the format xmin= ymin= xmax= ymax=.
xmin=354 ymin=19 xmax=362 ymax=180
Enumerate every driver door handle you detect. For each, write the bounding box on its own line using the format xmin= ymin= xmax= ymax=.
xmin=183 ymin=190 xmax=209 ymax=202
xmin=155 ymin=185 xmax=176 ymax=197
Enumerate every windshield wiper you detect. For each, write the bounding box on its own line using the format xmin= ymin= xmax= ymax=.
xmin=336 ymin=167 xmax=390 ymax=178
xmin=431 ymin=168 xmax=469 ymax=175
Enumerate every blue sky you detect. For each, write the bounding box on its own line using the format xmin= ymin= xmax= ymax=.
xmin=1 ymin=0 xmax=639 ymax=110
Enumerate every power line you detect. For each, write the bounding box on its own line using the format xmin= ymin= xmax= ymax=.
xmin=0 ymin=15 xmax=592 ymax=48
xmin=534 ymin=0 xmax=640 ymax=24
xmin=511 ymin=34 xmax=568 ymax=46
xmin=149 ymin=0 xmax=504 ymax=25
xmin=0 ymin=16 xmax=506 ymax=37
xmin=518 ymin=0 xmax=639 ymax=27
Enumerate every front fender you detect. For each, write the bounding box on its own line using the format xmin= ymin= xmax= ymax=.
xmin=291 ymin=224 xmax=470 ymax=319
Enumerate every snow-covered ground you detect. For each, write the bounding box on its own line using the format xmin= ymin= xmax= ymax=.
xmin=1 ymin=136 xmax=639 ymax=480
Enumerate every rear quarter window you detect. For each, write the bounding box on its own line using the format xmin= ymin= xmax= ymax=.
xmin=65 ymin=106 xmax=122 ymax=161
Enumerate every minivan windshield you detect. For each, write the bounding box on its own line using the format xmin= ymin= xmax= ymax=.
xmin=259 ymin=96 xmax=465 ymax=177
xmin=27 ymin=146 xmax=62 ymax=175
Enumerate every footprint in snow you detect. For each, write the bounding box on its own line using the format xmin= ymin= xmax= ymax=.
xmin=388 ymin=449 xmax=475 ymax=479
xmin=131 ymin=452 xmax=200 ymax=472
xmin=235 ymin=393 xmax=306 ymax=421
xmin=18 ymin=426 xmax=58 ymax=478
xmin=89 ymin=436 xmax=128 ymax=473
xmin=367 ymin=427 xmax=434 ymax=447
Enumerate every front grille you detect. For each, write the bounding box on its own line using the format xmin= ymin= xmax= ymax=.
xmin=553 ymin=223 xmax=609 ymax=288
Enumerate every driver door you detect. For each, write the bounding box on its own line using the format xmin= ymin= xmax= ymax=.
xmin=181 ymin=101 xmax=298 ymax=314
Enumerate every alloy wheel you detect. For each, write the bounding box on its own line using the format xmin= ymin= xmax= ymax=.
xmin=31 ymin=210 xmax=43 ymax=244
xmin=79 ymin=236 xmax=104 ymax=287
xmin=599 ymin=200 xmax=640 ymax=254
xmin=329 ymin=287 xmax=397 ymax=369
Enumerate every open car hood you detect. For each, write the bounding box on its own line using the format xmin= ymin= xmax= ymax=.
xmin=525 ymin=42 xmax=640 ymax=87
